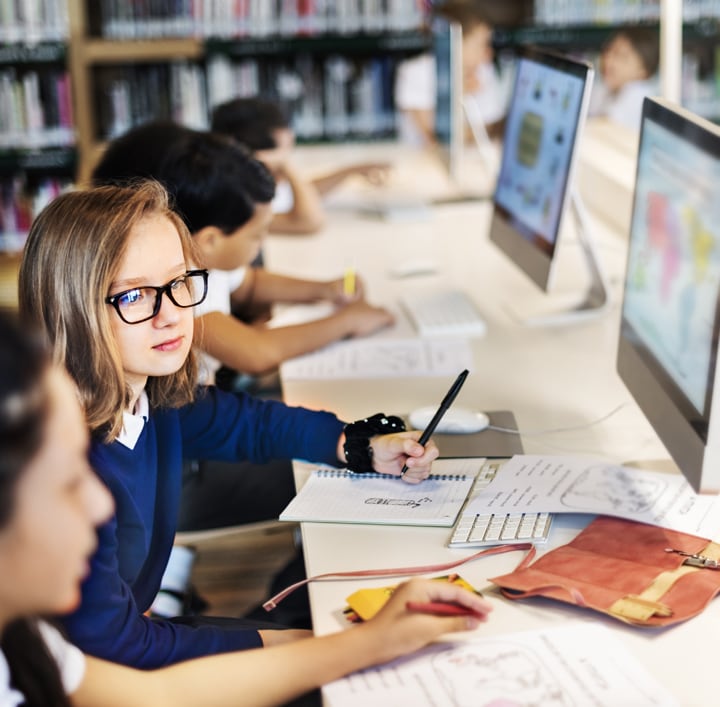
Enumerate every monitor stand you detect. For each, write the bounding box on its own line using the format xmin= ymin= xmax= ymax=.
xmin=431 ymin=98 xmax=499 ymax=205
xmin=462 ymin=95 xmax=500 ymax=182
xmin=514 ymin=189 xmax=611 ymax=327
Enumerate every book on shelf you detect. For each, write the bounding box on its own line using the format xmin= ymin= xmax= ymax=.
xmin=279 ymin=458 xmax=480 ymax=527
xmin=97 ymin=0 xmax=424 ymax=39
xmin=0 ymin=67 xmax=74 ymax=149
xmin=0 ymin=0 xmax=68 ymax=43
xmin=534 ymin=0 xmax=720 ymax=24
xmin=0 ymin=176 xmax=69 ymax=250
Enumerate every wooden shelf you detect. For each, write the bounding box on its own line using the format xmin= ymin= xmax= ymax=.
xmin=0 ymin=252 xmax=21 ymax=311
xmin=80 ymin=37 xmax=203 ymax=63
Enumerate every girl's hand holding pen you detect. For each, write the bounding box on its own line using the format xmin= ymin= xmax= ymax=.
xmin=369 ymin=431 xmax=439 ymax=483
xmin=400 ymin=369 xmax=468 ymax=478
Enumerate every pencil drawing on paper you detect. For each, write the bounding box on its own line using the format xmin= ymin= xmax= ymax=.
xmin=429 ymin=641 xmax=571 ymax=707
xmin=331 ymin=624 xmax=675 ymax=706
xmin=341 ymin=640 xmax=571 ymax=705
xmin=560 ymin=465 xmax=666 ymax=513
xmin=364 ymin=496 xmax=433 ymax=509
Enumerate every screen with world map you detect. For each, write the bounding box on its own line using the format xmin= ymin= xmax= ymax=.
xmin=618 ymin=97 xmax=720 ymax=493
xmin=622 ymin=108 xmax=720 ymax=415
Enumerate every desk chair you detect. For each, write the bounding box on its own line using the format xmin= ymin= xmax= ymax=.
xmin=173 ymin=521 xmax=300 ymax=617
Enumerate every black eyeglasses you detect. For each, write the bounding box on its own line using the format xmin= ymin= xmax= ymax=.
xmin=105 ymin=269 xmax=209 ymax=324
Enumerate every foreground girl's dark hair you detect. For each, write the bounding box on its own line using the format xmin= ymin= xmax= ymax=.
xmin=0 ymin=311 xmax=70 ymax=706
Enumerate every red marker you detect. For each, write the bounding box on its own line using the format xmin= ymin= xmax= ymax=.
xmin=405 ymin=601 xmax=486 ymax=618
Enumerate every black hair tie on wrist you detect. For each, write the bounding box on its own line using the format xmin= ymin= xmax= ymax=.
xmin=342 ymin=412 xmax=406 ymax=474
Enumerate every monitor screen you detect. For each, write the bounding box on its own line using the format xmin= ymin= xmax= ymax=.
xmin=489 ymin=47 xmax=593 ymax=290
xmin=432 ymin=16 xmax=463 ymax=181
xmin=618 ymin=97 xmax=720 ymax=493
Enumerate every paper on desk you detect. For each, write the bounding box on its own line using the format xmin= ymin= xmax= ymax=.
xmin=466 ymin=455 xmax=720 ymax=538
xmin=266 ymin=301 xmax=336 ymax=328
xmin=280 ymin=337 xmax=473 ymax=379
xmin=323 ymin=623 xmax=678 ymax=707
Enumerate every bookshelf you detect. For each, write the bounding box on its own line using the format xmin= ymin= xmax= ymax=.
xmin=68 ymin=0 xmax=429 ymax=183
xmin=67 ymin=1 xmax=203 ymax=183
xmin=0 ymin=1 xmax=74 ymax=263
xmin=3 ymin=0 xmax=720 ymax=255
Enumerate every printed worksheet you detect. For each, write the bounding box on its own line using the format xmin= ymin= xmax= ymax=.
xmin=280 ymin=337 xmax=473 ymax=379
xmin=466 ymin=455 xmax=720 ymax=538
xmin=323 ymin=623 xmax=678 ymax=707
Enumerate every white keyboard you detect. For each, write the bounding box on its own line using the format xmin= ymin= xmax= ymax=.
xmin=449 ymin=459 xmax=553 ymax=548
xmin=400 ymin=288 xmax=487 ymax=338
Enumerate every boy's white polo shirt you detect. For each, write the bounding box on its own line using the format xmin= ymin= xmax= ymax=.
xmin=193 ymin=265 xmax=248 ymax=384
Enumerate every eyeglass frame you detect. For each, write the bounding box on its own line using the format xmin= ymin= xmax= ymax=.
xmin=105 ymin=269 xmax=209 ymax=325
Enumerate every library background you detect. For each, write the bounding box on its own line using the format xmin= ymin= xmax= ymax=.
xmin=1 ymin=0 xmax=719 ymax=266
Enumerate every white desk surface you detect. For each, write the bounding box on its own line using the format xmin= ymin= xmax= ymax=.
xmin=265 ymin=142 xmax=716 ymax=706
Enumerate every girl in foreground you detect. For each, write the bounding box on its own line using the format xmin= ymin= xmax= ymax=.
xmin=17 ymin=180 xmax=458 ymax=670
xmin=0 ymin=311 xmax=492 ymax=706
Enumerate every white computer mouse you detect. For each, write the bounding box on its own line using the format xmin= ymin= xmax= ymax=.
xmin=408 ymin=406 xmax=490 ymax=434
xmin=387 ymin=258 xmax=439 ymax=279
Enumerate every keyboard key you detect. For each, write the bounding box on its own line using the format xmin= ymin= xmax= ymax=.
xmin=448 ymin=460 xmax=553 ymax=548
xmin=500 ymin=514 xmax=522 ymax=540
xmin=400 ymin=289 xmax=487 ymax=338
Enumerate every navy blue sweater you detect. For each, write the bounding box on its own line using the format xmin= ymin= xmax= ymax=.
xmin=61 ymin=386 xmax=344 ymax=668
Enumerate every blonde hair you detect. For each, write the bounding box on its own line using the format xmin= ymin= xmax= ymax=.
xmin=19 ymin=180 xmax=200 ymax=440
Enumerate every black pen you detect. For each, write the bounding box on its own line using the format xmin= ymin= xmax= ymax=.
xmin=400 ymin=369 xmax=469 ymax=476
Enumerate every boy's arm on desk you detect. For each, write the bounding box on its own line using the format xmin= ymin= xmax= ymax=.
xmin=197 ymin=303 xmax=394 ymax=376
xmin=297 ymin=141 xmax=495 ymax=203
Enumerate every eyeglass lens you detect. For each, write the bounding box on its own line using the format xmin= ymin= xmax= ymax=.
xmin=116 ymin=272 xmax=206 ymax=323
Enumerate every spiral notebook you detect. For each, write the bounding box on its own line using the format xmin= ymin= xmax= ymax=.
xmin=279 ymin=458 xmax=479 ymax=527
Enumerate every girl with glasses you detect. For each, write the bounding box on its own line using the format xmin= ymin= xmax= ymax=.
xmin=0 ymin=310 xmax=492 ymax=706
xmin=17 ymin=180 xmax=444 ymax=674
xmin=91 ymin=127 xmax=397 ymax=606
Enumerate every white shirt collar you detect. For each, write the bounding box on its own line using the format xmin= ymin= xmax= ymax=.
xmin=116 ymin=391 xmax=149 ymax=450
xmin=0 ymin=647 xmax=24 ymax=707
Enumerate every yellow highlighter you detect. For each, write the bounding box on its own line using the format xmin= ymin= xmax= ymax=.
xmin=343 ymin=266 xmax=356 ymax=297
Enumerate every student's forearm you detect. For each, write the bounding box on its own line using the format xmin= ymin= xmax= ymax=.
xmin=77 ymin=624 xmax=389 ymax=707
xmin=311 ymin=167 xmax=354 ymax=195
xmin=75 ymin=579 xmax=489 ymax=707
xmin=269 ymin=164 xmax=325 ymax=234
xmin=250 ymin=269 xmax=337 ymax=306
xmin=311 ymin=163 xmax=388 ymax=195
xmin=169 ymin=626 xmax=385 ymax=707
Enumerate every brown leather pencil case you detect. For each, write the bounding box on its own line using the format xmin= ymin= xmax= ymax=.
xmin=490 ymin=515 xmax=720 ymax=627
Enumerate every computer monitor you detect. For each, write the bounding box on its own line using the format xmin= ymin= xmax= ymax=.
xmin=489 ymin=46 xmax=608 ymax=323
xmin=618 ymin=97 xmax=720 ymax=494
xmin=432 ymin=16 xmax=498 ymax=197
xmin=432 ymin=15 xmax=463 ymax=183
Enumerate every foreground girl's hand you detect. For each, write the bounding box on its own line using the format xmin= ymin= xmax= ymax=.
xmin=358 ymin=578 xmax=492 ymax=663
xmin=369 ymin=431 xmax=439 ymax=483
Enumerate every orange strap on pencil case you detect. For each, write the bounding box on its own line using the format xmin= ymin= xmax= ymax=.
xmin=490 ymin=515 xmax=720 ymax=627
xmin=263 ymin=542 xmax=532 ymax=611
